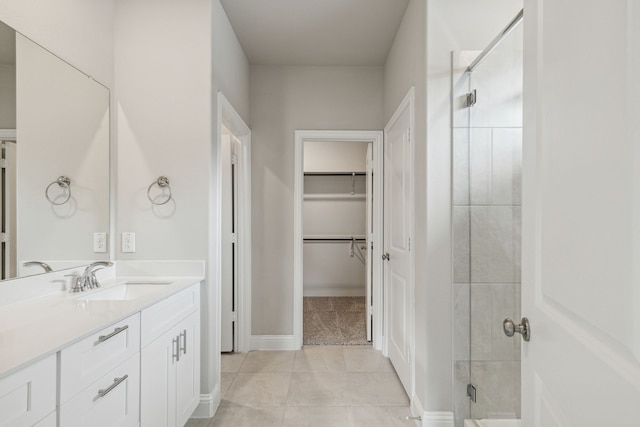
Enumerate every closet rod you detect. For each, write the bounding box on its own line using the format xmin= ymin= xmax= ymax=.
xmin=303 ymin=238 xmax=366 ymax=243
xmin=304 ymin=172 xmax=366 ymax=176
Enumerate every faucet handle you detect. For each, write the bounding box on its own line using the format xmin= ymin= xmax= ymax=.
xmin=65 ymin=273 xmax=82 ymax=293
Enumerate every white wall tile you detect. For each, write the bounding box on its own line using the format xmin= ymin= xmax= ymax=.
xmin=470 ymin=207 xmax=521 ymax=283
xmin=453 ymin=128 xmax=470 ymax=206
xmin=454 ymin=283 xmax=470 ymax=361
xmin=454 ymin=361 xmax=471 ymax=427
xmin=469 ymin=128 xmax=493 ymax=205
xmin=453 ymin=207 xmax=470 ymax=283
xmin=470 ymin=361 xmax=521 ymax=419
xmin=491 ymin=128 xmax=522 ymax=206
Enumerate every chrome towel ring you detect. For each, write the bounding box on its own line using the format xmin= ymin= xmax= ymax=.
xmin=147 ymin=176 xmax=172 ymax=205
xmin=45 ymin=176 xmax=71 ymax=205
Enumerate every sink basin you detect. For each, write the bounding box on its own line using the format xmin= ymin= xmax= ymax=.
xmin=75 ymin=281 xmax=172 ymax=301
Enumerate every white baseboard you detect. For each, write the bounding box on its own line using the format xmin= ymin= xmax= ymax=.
xmin=250 ymin=335 xmax=298 ymax=350
xmin=422 ymin=412 xmax=454 ymax=427
xmin=410 ymin=395 xmax=454 ymax=427
xmin=303 ymin=287 xmax=366 ymax=297
xmin=190 ymin=385 xmax=220 ymax=419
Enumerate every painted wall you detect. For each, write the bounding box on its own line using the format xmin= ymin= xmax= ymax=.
xmin=114 ymin=0 xmax=217 ymax=400
xmin=250 ymin=65 xmax=383 ymax=335
xmin=424 ymin=0 xmax=523 ymax=417
xmin=383 ymin=0 xmax=429 ymax=410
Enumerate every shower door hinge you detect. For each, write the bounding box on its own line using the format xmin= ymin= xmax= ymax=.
xmin=465 ymin=89 xmax=477 ymax=107
xmin=230 ymin=233 xmax=237 ymax=243
xmin=467 ymin=383 xmax=477 ymax=403
xmin=0 ymin=158 xmax=7 ymax=168
xmin=230 ymin=153 xmax=238 ymax=165
xmin=0 ymin=233 xmax=7 ymax=243
xmin=231 ymin=311 xmax=237 ymax=322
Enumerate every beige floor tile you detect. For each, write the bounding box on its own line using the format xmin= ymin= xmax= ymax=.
xmin=287 ymin=372 xmax=350 ymax=406
xmin=184 ymin=418 xmax=211 ymax=427
xmin=223 ymin=372 xmax=291 ymax=407
xmin=283 ymin=406 xmax=354 ymax=427
xmin=343 ymin=347 xmax=394 ymax=373
xmin=293 ymin=347 xmax=346 ymax=372
xmin=347 ymin=372 xmax=409 ymax=406
xmin=351 ymin=406 xmax=415 ymax=427
xmin=239 ymin=350 xmax=296 ymax=372
xmin=220 ymin=372 xmax=235 ymax=397
xmin=221 ymin=352 xmax=247 ymax=373
xmin=210 ymin=406 xmax=284 ymax=427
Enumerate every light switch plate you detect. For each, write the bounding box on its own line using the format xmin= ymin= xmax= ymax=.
xmin=93 ymin=232 xmax=107 ymax=253
xmin=122 ymin=232 xmax=135 ymax=253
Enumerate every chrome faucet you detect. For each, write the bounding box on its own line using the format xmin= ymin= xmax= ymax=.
xmin=69 ymin=261 xmax=114 ymax=293
xmin=23 ymin=261 xmax=53 ymax=273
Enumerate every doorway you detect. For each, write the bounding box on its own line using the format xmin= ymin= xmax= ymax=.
xmin=218 ymin=92 xmax=252 ymax=353
xmin=294 ymin=130 xmax=383 ymax=350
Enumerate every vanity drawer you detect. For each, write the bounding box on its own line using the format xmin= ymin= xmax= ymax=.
xmin=141 ymin=283 xmax=200 ymax=346
xmin=60 ymin=313 xmax=140 ymax=403
xmin=0 ymin=354 xmax=56 ymax=426
xmin=59 ymin=353 xmax=140 ymax=427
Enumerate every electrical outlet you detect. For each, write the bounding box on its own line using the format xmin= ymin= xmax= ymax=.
xmin=122 ymin=232 xmax=135 ymax=253
xmin=93 ymin=232 xmax=107 ymax=253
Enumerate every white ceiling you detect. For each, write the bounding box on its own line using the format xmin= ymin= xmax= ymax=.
xmin=220 ymin=0 xmax=410 ymax=66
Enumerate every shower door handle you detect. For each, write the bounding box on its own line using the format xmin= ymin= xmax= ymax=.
xmin=503 ymin=317 xmax=530 ymax=342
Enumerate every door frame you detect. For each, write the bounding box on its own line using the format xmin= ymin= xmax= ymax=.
xmin=293 ymin=130 xmax=384 ymax=350
xmin=216 ymin=92 xmax=251 ymax=352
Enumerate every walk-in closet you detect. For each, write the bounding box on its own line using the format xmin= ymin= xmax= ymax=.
xmin=302 ymin=140 xmax=372 ymax=345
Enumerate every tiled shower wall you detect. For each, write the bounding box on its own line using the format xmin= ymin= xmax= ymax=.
xmin=452 ymin=34 xmax=523 ymax=426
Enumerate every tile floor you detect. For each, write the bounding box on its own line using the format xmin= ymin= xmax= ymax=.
xmin=186 ymin=346 xmax=417 ymax=427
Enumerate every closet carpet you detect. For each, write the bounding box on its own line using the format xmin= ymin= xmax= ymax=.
xmin=303 ymin=297 xmax=369 ymax=345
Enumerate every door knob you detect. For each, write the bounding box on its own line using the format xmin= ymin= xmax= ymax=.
xmin=503 ymin=317 xmax=530 ymax=342
xmin=382 ymin=252 xmax=390 ymax=261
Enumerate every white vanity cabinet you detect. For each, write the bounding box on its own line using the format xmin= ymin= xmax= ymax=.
xmin=140 ymin=284 xmax=200 ymax=427
xmin=0 ymin=354 xmax=56 ymax=426
xmin=59 ymin=313 xmax=141 ymax=427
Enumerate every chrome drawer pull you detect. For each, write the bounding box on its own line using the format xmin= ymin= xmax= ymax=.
xmin=180 ymin=330 xmax=187 ymax=355
xmin=173 ymin=337 xmax=180 ymax=362
xmin=98 ymin=374 xmax=128 ymax=398
xmin=98 ymin=325 xmax=129 ymax=343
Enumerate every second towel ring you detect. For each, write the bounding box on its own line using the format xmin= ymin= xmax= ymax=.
xmin=45 ymin=176 xmax=72 ymax=205
xmin=147 ymin=176 xmax=172 ymax=205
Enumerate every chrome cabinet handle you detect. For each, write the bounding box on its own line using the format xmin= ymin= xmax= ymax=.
xmin=98 ymin=374 xmax=128 ymax=398
xmin=382 ymin=252 xmax=390 ymax=261
xmin=173 ymin=336 xmax=180 ymax=362
xmin=180 ymin=330 xmax=187 ymax=355
xmin=503 ymin=317 xmax=530 ymax=342
xmin=98 ymin=325 xmax=129 ymax=343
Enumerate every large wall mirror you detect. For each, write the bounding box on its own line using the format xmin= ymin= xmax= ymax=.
xmin=0 ymin=20 xmax=110 ymax=280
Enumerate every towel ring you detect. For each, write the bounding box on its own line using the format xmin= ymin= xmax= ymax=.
xmin=45 ymin=176 xmax=71 ymax=205
xmin=147 ymin=176 xmax=172 ymax=205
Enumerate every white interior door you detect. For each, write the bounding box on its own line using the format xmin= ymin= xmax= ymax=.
xmin=522 ymin=1 xmax=640 ymax=425
xmin=383 ymin=90 xmax=414 ymax=394
xmin=220 ymin=133 xmax=236 ymax=352
xmin=366 ymin=142 xmax=373 ymax=342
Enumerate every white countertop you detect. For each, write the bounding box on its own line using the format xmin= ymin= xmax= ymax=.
xmin=0 ymin=276 xmax=203 ymax=380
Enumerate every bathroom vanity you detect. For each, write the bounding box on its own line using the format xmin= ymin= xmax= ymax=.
xmin=0 ymin=275 xmax=202 ymax=427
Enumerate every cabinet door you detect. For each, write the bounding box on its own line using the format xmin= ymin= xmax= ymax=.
xmin=175 ymin=311 xmax=200 ymax=427
xmin=0 ymin=354 xmax=56 ymax=426
xmin=141 ymin=328 xmax=178 ymax=427
xmin=59 ymin=354 xmax=139 ymax=427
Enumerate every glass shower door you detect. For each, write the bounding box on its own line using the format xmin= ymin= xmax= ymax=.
xmin=453 ymin=22 xmax=523 ymax=426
